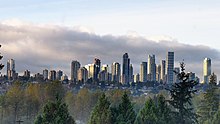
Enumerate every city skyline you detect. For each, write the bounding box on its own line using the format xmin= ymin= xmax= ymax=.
xmin=0 ymin=52 xmax=216 ymax=83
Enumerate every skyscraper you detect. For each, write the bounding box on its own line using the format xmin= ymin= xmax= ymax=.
xmin=102 ymin=64 xmax=109 ymax=71
xmin=56 ymin=70 xmax=63 ymax=80
xmin=49 ymin=70 xmax=56 ymax=81
xmin=160 ymin=60 xmax=166 ymax=83
xmin=129 ymin=64 xmax=133 ymax=82
xmin=77 ymin=67 xmax=88 ymax=83
xmin=86 ymin=64 xmax=95 ymax=79
xmin=71 ymin=60 xmax=80 ymax=82
xmin=111 ymin=62 xmax=121 ymax=82
xmin=203 ymin=58 xmax=211 ymax=84
xmin=98 ymin=70 xmax=108 ymax=82
xmin=7 ymin=59 xmax=16 ymax=80
xmin=156 ymin=65 xmax=161 ymax=82
xmin=24 ymin=70 xmax=30 ymax=78
xmin=122 ymin=53 xmax=130 ymax=84
xmin=166 ymin=52 xmax=174 ymax=84
xmin=43 ymin=69 xmax=49 ymax=80
xmin=148 ymin=55 xmax=156 ymax=81
xmin=140 ymin=62 xmax=147 ymax=82
xmin=94 ymin=58 xmax=101 ymax=80
xmin=134 ymin=73 xmax=140 ymax=83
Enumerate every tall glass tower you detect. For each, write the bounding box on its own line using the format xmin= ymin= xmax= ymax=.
xmin=203 ymin=58 xmax=211 ymax=84
xmin=166 ymin=52 xmax=174 ymax=84
xmin=122 ymin=53 xmax=130 ymax=84
xmin=71 ymin=60 xmax=81 ymax=82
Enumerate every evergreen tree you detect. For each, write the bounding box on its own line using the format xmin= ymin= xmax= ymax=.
xmin=198 ymin=73 xmax=219 ymax=123
xmin=135 ymin=95 xmax=173 ymax=124
xmin=135 ymin=97 xmax=158 ymax=124
xmin=113 ymin=92 xmax=136 ymax=124
xmin=35 ymin=95 xmax=76 ymax=124
xmin=211 ymin=110 xmax=220 ymax=124
xmin=156 ymin=94 xmax=173 ymax=124
xmin=0 ymin=45 xmax=4 ymax=70
xmin=88 ymin=93 xmax=112 ymax=124
xmin=167 ymin=62 xmax=198 ymax=124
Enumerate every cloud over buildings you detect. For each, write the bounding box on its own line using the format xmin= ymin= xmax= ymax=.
xmin=0 ymin=21 xmax=220 ymax=79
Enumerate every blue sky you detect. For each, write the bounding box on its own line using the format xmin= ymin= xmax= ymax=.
xmin=1 ymin=0 xmax=220 ymax=79
xmin=1 ymin=0 xmax=220 ymax=49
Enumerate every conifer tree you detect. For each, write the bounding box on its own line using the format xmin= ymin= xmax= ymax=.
xmin=212 ymin=110 xmax=220 ymax=124
xmin=113 ymin=92 xmax=136 ymax=124
xmin=35 ymin=95 xmax=76 ymax=124
xmin=156 ymin=94 xmax=173 ymax=124
xmin=198 ymin=73 xmax=219 ymax=123
xmin=135 ymin=95 xmax=173 ymax=124
xmin=88 ymin=93 xmax=112 ymax=124
xmin=0 ymin=45 xmax=4 ymax=70
xmin=135 ymin=97 xmax=158 ymax=124
xmin=167 ymin=62 xmax=198 ymax=124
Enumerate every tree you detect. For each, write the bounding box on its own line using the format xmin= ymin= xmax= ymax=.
xmin=75 ymin=88 xmax=92 ymax=123
xmin=156 ymin=94 xmax=173 ymax=124
xmin=35 ymin=95 xmax=76 ymax=124
xmin=6 ymin=82 xmax=24 ymax=124
xmin=45 ymin=81 xmax=65 ymax=101
xmin=135 ymin=95 xmax=173 ymax=124
xmin=211 ymin=110 xmax=220 ymax=124
xmin=24 ymin=83 xmax=41 ymax=121
xmin=198 ymin=73 xmax=219 ymax=123
xmin=88 ymin=93 xmax=112 ymax=124
xmin=167 ymin=62 xmax=198 ymax=124
xmin=0 ymin=45 xmax=4 ymax=70
xmin=111 ymin=92 xmax=136 ymax=124
xmin=135 ymin=97 xmax=158 ymax=124
xmin=0 ymin=95 xmax=7 ymax=124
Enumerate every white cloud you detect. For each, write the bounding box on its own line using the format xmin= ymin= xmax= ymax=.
xmin=0 ymin=20 xmax=220 ymax=80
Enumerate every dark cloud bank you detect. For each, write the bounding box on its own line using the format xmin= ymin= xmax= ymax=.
xmin=0 ymin=22 xmax=220 ymax=80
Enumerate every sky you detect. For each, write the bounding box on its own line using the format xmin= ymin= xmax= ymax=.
xmin=1 ymin=0 xmax=220 ymax=80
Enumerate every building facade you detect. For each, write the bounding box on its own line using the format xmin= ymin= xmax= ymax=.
xmin=122 ymin=53 xmax=130 ymax=84
xmin=71 ymin=60 xmax=80 ymax=82
xmin=166 ymin=52 xmax=174 ymax=84
xmin=111 ymin=62 xmax=121 ymax=82
xmin=203 ymin=58 xmax=211 ymax=84
xmin=148 ymin=55 xmax=156 ymax=81
xmin=140 ymin=62 xmax=147 ymax=82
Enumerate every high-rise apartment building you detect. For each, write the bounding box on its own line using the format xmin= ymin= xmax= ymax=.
xmin=43 ymin=69 xmax=49 ymax=80
xmin=122 ymin=53 xmax=130 ymax=84
xmin=156 ymin=65 xmax=161 ymax=82
xmin=203 ymin=58 xmax=211 ymax=84
xmin=7 ymin=59 xmax=16 ymax=80
xmin=160 ymin=60 xmax=166 ymax=83
xmin=148 ymin=55 xmax=156 ymax=81
xmin=77 ymin=67 xmax=88 ymax=83
xmin=49 ymin=70 xmax=56 ymax=81
xmin=166 ymin=52 xmax=174 ymax=84
xmin=102 ymin=64 xmax=109 ymax=72
xmin=56 ymin=70 xmax=63 ymax=80
xmin=111 ymin=62 xmax=121 ymax=82
xmin=140 ymin=62 xmax=147 ymax=82
xmin=129 ymin=64 xmax=133 ymax=82
xmin=134 ymin=73 xmax=140 ymax=83
xmin=94 ymin=58 xmax=101 ymax=80
xmin=24 ymin=70 xmax=30 ymax=78
xmin=88 ymin=64 xmax=95 ymax=79
xmin=71 ymin=60 xmax=80 ymax=82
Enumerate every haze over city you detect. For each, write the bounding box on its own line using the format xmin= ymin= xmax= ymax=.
xmin=1 ymin=0 xmax=220 ymax=80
